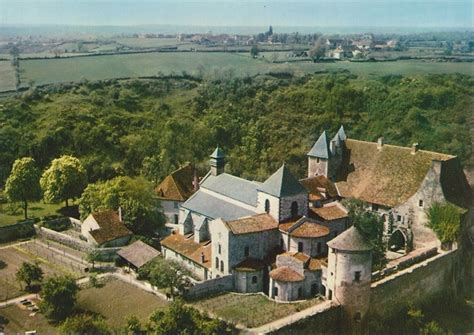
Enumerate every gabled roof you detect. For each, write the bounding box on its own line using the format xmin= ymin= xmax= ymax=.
xmin=88 ymin=210 xmax=132 ymax=245
xmin=225 ymin=213 xmax=278 ymax=235
xmin=258 ymin=164 xmax=306 ymax=198
xmin=155 ymin=163 xmax=196 ymax=201
xmin=310 ymin=203 xmax=348 ymax=221
xmin=308 ymin=131 xmax=331 ymax=159
xmin=160 ymin=233 xmax=212 ymax=269
xmin=200 ymin=172 xmax=260 ymax=206
xmin=327 ymin=226 xmax=372 ymax=252
xmin=210 ymin=146 xmax=225 ymax=159
xmin=117 ymin=240 xmax=160 ymax=268
xmin=335 ymin=139 xmax=455 ymax=207
xmin=300 ymin=175 xmax=338 ymax=199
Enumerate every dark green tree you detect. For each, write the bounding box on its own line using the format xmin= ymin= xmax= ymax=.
xmin=60 ymin=314 xmax=111 ymax=335
xmin=16 ymin=262 xmax=43 ymax=291
xmin=39 ymin=276 xmax=79 ymax=321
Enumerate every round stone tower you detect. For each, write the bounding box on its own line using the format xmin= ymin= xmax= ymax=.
xmin=326 ymin=226 xmax=373 ymax=335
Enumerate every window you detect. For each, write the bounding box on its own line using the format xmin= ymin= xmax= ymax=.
xmin=354 ymin=271 xmax=361 ymax=283
xmin=334 ymin=231 xmax=338 ymax=237
xmin=173 ymin=201 xmax=179 ymax=209
xmin=218 ymin=244 xmax=221 ymax=254
xmin=298 ymin=287 xmax=303 ymax=298
xmin=317 ymin=242 xmax=321 ymax=254
xmin=419 ymin=199 xmax=424 ymax=207
xmin=397 ymin=215 xmax=402 ymax=222
xmin=244 ymin=246 xmax=249 ymax=257
xmin=174 ymin=214 xmax=179 ymax=225
xmin=298 ymin=242 xmax=304 ymax=252
xmin=273 ymin=287 xmax=279 ymax=297
xmin=252 ymin=276 xmax=258 ymax=284
xmin=316 ymin=157 xmax=320 ymax=163
xmin=215 ymin=257 xmax=219 ymax=269
xmin=328 ymin=289 xmax=332 ymax=300
xmin=220 ymin=260 xmax=224 ymax=272
xmin=291 ymin=201 xmax=299 ymax=217
xmin=265 ymin=199 xmax=270 ymax=213
xmin=354 ymin=312 xmax=361 ymax=322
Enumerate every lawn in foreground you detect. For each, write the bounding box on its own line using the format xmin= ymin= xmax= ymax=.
xmin=77 ymin=277 xmax=168 ymax=330
xmin=192 ymin=292 xmax=323 ymax=328
xmin=0 ymin=299 xmax=57 ymax=335
xmin=0 ymin=202 xmax=63 ymax=227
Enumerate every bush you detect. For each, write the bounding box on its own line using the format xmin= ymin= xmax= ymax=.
xmin=427 ymin=202 xmax=463 ymax=244
xmin=60 ymin=314 xmax=111 ymax=335
xmin=41 ymin=216 xmax=71 ymax=232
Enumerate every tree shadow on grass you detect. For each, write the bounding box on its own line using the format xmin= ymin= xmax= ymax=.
xmin=0 ymin=260 xmax=7 ymax=270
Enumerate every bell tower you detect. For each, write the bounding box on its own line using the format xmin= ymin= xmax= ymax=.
xmin=210 ymin=146 xmax=225 ymax=176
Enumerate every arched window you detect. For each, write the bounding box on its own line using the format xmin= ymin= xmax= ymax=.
xmin=273 ymin=287 xmax=279 ymax=298
xmin=298 ymin=242 xmax=304 ymax=252
xmin=317 ymin=242 xmax=321 ymax=254
xmin=252 ymin=276 xmax=258 ymax=284
xmin=220 ymin=260 xmax=224 ymax=272
xmin=298 ymin=287 xmax=303 ymax=298
xmin=215 ymin=257 xmax=219 ymax=269
xmin=291 ymin=201 xmax=298 ymax=217
xmin=265 ymin=199 xmax=270 ymax=213
xmin=244 ymin=246 xmax=249 ymax=257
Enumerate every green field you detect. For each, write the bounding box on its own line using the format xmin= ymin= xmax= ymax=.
xmin=0 ymin=202 xmax=63 ymax=226
xmin=0 ymin=52 xmax=469 ymax=92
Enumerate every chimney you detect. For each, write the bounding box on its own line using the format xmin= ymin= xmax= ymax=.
xmin=377 ymin=137 xmax=384 ymax=150
xmin=193 ymin=168 xmax=199 ymax=191
xmin=411 ymin=143 xmax=419 ymax=155
xmin=200 ymin=252 xmax=205 ymax=263
xmin=118 ymin=207 xmax=122 ymax=222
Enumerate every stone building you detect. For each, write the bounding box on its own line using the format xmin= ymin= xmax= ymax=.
xmin=81 ymin=210 xmax=132 ymax=247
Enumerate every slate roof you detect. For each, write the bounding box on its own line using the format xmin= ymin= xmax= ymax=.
xmin=160 ymin=233 xmax=212 ymax=269
xmin=117 ymin=240 xmax=160 ymax=268
xmin=335 ymin=139 xmax=455 ymax=207
xmin=200 ymin=173 xmax=260 ymax=206
xmin=258 ymin=164 xmax=307 ymax=198
xmin=327 ymin=226 xmax=373 ymax=252
xmin=269 ymin=266 xmax=304 ymax=282
xmin=88 ymin=210 xmax=132 ymax=245
xmin=181 ymin=190 xmax=257 ymax=221
xmin=336 ymin=125 xmax=347 ymax=141
xmin=310 ymin=203 xmax=348 ymax=221
xmin=225 ymin=213 xmax=278 ymax=235
xmin=155 ymin=163 xmax=196 ymax=201
xmin=308 ymin=131 xmax=331 ymax=159
xmin=210 ymin=146 xmax=225 ymax=159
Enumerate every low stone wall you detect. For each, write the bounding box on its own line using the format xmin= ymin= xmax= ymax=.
xmin=0 ymin=220 xmax=36 ymax=243
xmin=185 ymin=275 xmax=234 ymax=300
xmin=369 ymin=249 xmax=458 ymax=318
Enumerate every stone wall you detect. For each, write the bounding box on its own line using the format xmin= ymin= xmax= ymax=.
xmin=279 ymin=193 xmax=308 ymax=222
xmin=184 ymin=275 xmax=234 ymax=300
xmin=0 ymin=220 xmax=36 ymax=243
xmin=369 ymin=249 xmax=458 ymax=318
xmin=308 ymin=157 xmax=328 ymax=178
xmin=162 ymin=246 xmax=209 ymax=280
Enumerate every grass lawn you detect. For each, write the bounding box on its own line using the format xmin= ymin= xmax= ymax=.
xmin=192 ymin=292 xmax=323 ymax=328
xmin=0 ymin=241 xmax=85 ymax=301
xmin=77 ymin=277 xmax=168 ymax=331
xmin=0 ymin=202 xmax=63 ymax=227
xmin=0 ymin=299 xmax=57 ymax=335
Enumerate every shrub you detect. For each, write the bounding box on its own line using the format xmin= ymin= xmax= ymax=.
xmin=427 ymin=202 xmax=463 ymax=244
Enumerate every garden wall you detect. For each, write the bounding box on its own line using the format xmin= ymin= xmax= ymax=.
xmin=369 ymin=249 xmax=458 ymax=318
xmin=185 ymin=275 xmax=234 ymax=300
xmin=0 ymin=220 xmax=36 ymax=243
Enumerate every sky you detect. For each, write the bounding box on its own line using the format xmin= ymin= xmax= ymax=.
xmin=0 ymin=0 xmax=472 ymax=29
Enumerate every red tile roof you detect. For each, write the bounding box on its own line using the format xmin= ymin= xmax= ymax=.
xmin=155 ymin=163 xmax=196 ymax=201
xmin=300 ymin=175 xmax=338 ymax=199
xmin=310 ymin=203 xmax=348 ymax=221
xmin=290 ymin=222 xmax=330 ymax=238
xmin=269 ymin=267 xmax=304 ymax=282
xmin=226 ymin=213 xmax=278 ymax=235
xmin=89 ymin=210 xmax=132 ymax=245
xmin=161 ymin=233 xmax=212 ymax=269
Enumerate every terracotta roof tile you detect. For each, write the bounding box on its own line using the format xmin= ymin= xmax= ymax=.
xmin=161 ymin=233 xmax=212 ymax=269
xmin=269 ymin=267 xmax=304 ymax=282
xmin=300 ymin=175 xmax=338 ymax=199
xmin=226 ymin=213 xmax=278 ymax=235
xmin=280 ymin=251 xmax=310 ymax=263
xmin=327 ymin=226 xmax=372 ymax=252
xmin=155 ymin=163 xmax=196 ymax=201
xmin=89 ymin=210 xmax=132 ymax=245
xmin=335 ymin=139 xmax=454 ymax=207
xmin=310 ymin=203 xmax=348 ymax=221
xmin=290 ymin=222 xmax=330 ymax=238
xmin=308 ymin=257 xmax=326 ymax=271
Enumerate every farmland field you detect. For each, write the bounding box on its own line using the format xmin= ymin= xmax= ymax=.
xmin=0 ymin=241 xmax=86 ymax=301
xmin=9 ymin=52 xmax=473 ymax=91
xmin=0 ymin=61 xmax=15 ymax=92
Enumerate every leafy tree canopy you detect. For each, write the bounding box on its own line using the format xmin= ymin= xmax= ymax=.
xmin=79 ymin=176 xmax=163 ymax=234
xmin=16 ymin=261 xmax=43 ymax=290
xmin=39 ymin=275 xmax=79 ymax=321
xmin=40 ymin=155 xmax=87 ymax=205
xmin=5 ymin=157 xmax=41 ymax=219
xmin=60 ymin=314 xmax=111 ymax=335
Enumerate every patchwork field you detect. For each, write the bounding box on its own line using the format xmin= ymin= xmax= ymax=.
xmin=1 ymin=52 xmax=469 ymax=92
xmin=0 ymin=241 xmax=86 ymax=301
xmin=192 ymin=292 xmax=323 ymax=328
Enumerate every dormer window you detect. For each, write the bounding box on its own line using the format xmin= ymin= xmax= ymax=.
xmin=265 ymin=199 xmax=270 ymax=213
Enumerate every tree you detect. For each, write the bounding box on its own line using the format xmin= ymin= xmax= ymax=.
xmin=39 ymin=276 xmax=79 ymax=321
xmin=427 ymin=202 xmax=463 ymax=245
xmin=309 ymin=36 xmax=327 ymax=61
xmin=5 ymin=157 xmax=42 ymax=219
xmin=40 ymin=155 xmax=87 ymax=207
xmin=60 ymin=314 xmax=111 ymax=335
xmin=250 ymin=45 xmax=259 ymax=58
xmin=124 ymin=314 xmax=142 ymax=335
xmin=16 ymin=262 xmax=43 ymax=291
xmin=86 ymin=250 xmax=100 ymax=269
xmin=79 ymin=176 xmax=163 ymax=235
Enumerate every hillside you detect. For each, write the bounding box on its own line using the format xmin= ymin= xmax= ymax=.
xmin=0 ymin=72 xmax=472 ymax=186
